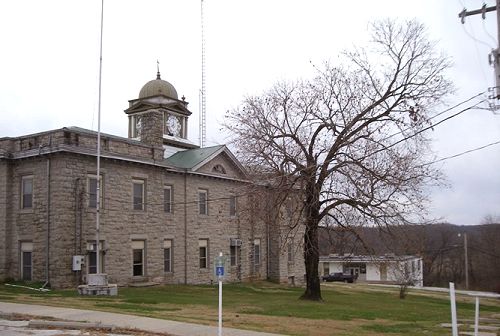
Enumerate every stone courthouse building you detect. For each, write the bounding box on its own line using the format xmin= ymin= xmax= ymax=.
xmin=0 ymin=71 xmax=305 ymax=288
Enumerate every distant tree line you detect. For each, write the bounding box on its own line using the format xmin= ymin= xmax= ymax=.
xmin=319 ymin=220 xmax=500 ymax=293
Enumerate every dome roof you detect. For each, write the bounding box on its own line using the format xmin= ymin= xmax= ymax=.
xmin=139 ymin=71 xmax=178 ymax=99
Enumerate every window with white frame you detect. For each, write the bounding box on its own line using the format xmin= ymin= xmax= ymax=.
xmin=230 ymin=245 xmax=240 ymax=266
xmin=21 ymin=176 xmax=33 ymax=209
xmin=87 ymin=175 xmax=103 ymax=209
xmin=164 ymin=186 xmax=172 ymax=213
xmin=89 ymin=251 xmax=98 ymax=274
xmin=199 ymin=239 xmax=208 ymax=269
xmin=133 ymin=180 xmax=145 ymax=210
xmin=20 ymin=241 xmax=33 ymax=281
xmin=198 ymin=189 xmax=208 ymax=215
xmin=132 ymin=240 xmax=145 ymax=276
xmin=254 ymin=239 xmax=261 ymax=265
xmin=164 ymin=239 xmax=173 ymax=272
xmin=87 ymin=241 xmax=104 ymax=274
xmin=229 ymin=195 xmax=236 ymax=217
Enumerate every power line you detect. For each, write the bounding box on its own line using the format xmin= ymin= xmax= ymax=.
xmin=370 ymin=101 xmax=486 ymax=158
xmin=469 ymin=245 xmax=500 ymax=258
xmin=482 ymin=19 xmax=498 ymax=46
xmin=458 ymin=1 xmax=500 ymax=98
xmin=83 ymin=96 xmax=494 ymax=209
xmin=234 ymin=94 xmax=491 ymax=183
xmin=419 ymin=139 xmax=500 ymax=166
xmin=382 ymin=91 xmax=487 ymax=143
xmin=461 ymin=22 xmax=495 ymax=49
xmin=81 ymin=186 xmax=255 ymax=208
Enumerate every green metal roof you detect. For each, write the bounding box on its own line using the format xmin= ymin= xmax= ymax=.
xmin=165 ymin=145 xmax=224 ymax=169
xmin=139 ymin=78 xmax=178 ymax=99
xmin=139 ymin=72 xmax=178 ymax=99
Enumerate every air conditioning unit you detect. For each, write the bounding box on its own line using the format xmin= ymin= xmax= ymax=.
xmin=86 ymin=243 xmax=95 ymax=251
xmin=230 ymin=238 xmax=242 ymax=247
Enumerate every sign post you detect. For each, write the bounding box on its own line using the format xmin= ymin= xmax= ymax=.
xmin=449 ymin=282 xmax=458 ymax=336
xmin=215 ymin=252 xmax=226 ymax=336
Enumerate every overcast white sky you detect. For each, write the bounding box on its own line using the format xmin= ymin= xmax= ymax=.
xmin=1 ymin=0 xmax=499 ymax=225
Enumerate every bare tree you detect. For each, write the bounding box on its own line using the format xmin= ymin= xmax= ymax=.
xmin=388 ymin=257 xmax=422 ymax=299
xmin=225 ymin=19 xmax=452 ymax=300
xmin=481 ymin=214 xmax=500 ymax=225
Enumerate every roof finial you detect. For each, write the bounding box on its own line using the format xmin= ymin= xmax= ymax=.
xmin=156 ymin=60 xmax=161 ymax=79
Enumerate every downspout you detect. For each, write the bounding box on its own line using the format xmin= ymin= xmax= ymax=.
xmin=183 ymin=170 xmax=188 ymax=284
xmin=43 ymin=143 xmax=51 ymax=288
xmin=236 ymin=203 xmax=241 ymax=281
xmin=249 ymin=190 xmax=255 ymax=280
xmin=74 ymin=178 xmax=80 ymax=255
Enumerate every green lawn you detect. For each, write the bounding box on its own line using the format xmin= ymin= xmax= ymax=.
xmin=1 ymin=281 xmax=499 ymax=336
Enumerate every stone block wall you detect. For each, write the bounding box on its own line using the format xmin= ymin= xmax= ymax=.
xmin=1 ymin=128 xmax=164 ymax=164
xmin=0 ymin=128 xmax=304 ymax=288
xmin=0 ymin=161 xmax=10 ymax=281
xmin=2 ymin=156 xmax=51 ymax=284
xmin=261 ymin=189 xmax=306 ymax=285
xmin=7 ymin=152 xmax=268 ymax=288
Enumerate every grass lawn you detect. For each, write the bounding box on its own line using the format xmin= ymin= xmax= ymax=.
xmin=1 ymin=281 xmax=499 ymax=336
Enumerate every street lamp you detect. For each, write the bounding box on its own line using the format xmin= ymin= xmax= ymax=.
xmin=458 ymin=233 xmax=469 ymax=290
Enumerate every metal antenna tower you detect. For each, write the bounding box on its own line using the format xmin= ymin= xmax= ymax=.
xmin=200 ymin=0 xmax=207 ymax=148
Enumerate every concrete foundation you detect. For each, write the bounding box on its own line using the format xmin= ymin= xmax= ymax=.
xmin=77 ymin=284 xmax=118 ymax=296
xmin=78 ymin=273 xmax=118 ymax=296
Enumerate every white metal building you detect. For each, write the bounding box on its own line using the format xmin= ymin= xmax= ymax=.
xmin=319 ymin=254 xmax=423 ymax=286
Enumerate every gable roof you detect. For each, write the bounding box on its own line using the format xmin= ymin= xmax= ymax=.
xmin=125 ymin=97 xmax=192 ymax=116
xmin=165 ymin=145 xmax=247 ymax=179
xmin=166 ymin=145 xmax=223 ymax=169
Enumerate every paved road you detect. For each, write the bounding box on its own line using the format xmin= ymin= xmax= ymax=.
xmin=0 ymin=302 xmax=283 ymax=336
xmin=0 ymin=317 xmax=135 ymax=336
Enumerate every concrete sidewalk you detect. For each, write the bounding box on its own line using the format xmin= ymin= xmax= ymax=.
xmin=0 ymin=302 xmax=284 ymax=336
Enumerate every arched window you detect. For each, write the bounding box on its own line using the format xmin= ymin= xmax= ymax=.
xmin=212 ymin=164 xmax=226 ymax=174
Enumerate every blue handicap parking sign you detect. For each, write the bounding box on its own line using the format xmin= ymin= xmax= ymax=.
xmin=216 ymin=266 xmax=224 ymax=276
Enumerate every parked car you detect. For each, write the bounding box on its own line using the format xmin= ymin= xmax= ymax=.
xmin=322 ymin=272 xmax=356 ymax=283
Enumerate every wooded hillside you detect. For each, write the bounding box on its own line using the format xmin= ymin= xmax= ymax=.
xmin=319 ymin=223 xmax=500 ymax=292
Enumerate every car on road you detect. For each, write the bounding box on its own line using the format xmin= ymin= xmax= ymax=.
xmin=322 ymin=272 xmax=356 ymax=283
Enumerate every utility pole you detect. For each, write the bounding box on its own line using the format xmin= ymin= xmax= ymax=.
xmin=457 ymin=232 xmax=469 ymax=289
xmin=463 ymin=233 xmax=469 ymax=290
xmin=459 ymin=1 xmax=500 ymax=101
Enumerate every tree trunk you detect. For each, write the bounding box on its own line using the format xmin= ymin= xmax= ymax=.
xmin=300 ymin=201 xmax=322 ymax=301
xmin=399 ymin=285 xmax=407 ymax=299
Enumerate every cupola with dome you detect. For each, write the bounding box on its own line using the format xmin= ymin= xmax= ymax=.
xmin=139 ymin=70 xmax=178 ymax=99
xmin=124 ymin=66 xmax=198 ymax=155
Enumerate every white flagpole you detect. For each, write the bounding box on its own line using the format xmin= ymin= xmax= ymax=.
xmin=96 ymin=0 xmax=104 ymax=276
